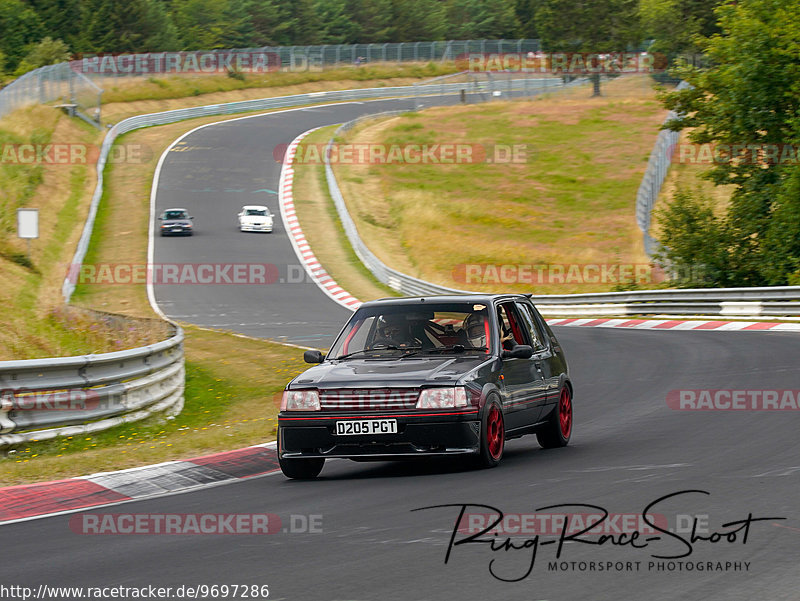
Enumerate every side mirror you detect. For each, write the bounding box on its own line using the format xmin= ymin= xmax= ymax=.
xmin=189 ymin=216 xmax=194 ymax=220
xmin=304 ymin=350 xmax=325 ymax=364
xmin=501 ymin=345 xmax=533 ymax=359
xmin=157 ymin=216 xmax=163 ymax=220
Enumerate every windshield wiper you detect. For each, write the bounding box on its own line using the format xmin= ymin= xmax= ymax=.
xmin=405 ymin=345 xmax=489 ymax=356
xmin=335 ymin=345 xmax=422 ymax=360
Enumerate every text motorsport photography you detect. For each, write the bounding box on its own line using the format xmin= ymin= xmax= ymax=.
xmin=413 ymin=490 xmax=784 ymax=581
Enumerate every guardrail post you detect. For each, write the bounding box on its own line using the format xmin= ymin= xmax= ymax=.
xmin=0 ymin=390 xmax=15 ymax=434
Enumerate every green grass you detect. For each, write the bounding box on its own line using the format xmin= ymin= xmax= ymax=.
xmin=333 ymin=77 xmax=667 ymax=294
xmin=0 ymin=129 xmax=48 ymax=239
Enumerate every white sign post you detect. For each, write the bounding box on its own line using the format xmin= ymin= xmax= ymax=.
xmin=17 ymin=208 xmax=39 ymax=258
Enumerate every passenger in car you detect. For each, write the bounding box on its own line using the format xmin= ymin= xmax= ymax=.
xmin=497 ymin=307 xmax=518 ymax=350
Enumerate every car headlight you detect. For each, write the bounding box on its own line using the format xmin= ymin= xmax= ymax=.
xmin=416 ymin=387 xmax=468 ymax=409
xmin=281 ymin=389 xmax=320 ymax=411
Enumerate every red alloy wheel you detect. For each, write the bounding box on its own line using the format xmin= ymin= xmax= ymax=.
xmin=486 ymin=404 xmax=504 ymax=460
xmin=559 ymin=387 xmax=572 ymax=439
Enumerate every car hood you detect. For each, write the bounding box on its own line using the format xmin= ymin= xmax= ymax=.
xmin=289 ymin=355 xmax=492 ymax=389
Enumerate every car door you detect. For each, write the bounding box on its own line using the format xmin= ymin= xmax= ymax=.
xmin=516 ymin=300 xmax=559 ymax=416
xmin=496 ymin=301 xmax=548 ymax=429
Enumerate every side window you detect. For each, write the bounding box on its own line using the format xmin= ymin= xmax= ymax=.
xmin=496 ymin=305 xmax=510 ymax=345
xmin=516 ymin=302 xmax=547 ymax=351
xmin=497 ymin=302 xmax=528 ymax=347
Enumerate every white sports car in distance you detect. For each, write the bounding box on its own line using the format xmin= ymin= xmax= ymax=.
xmin=238 ymin=205 xmax=273 ymax=233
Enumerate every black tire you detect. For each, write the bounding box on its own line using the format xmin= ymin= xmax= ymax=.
xmin=537 ymin=385 xmax=572 ymax=449
xmin=278 ymin=455 xmax=325 ymax=479
xmin=476 ymin=397 xmax=505 ymax=468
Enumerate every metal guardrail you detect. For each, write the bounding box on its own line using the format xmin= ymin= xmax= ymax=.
xmin=0 ymin=320 xmax=184 ymax=446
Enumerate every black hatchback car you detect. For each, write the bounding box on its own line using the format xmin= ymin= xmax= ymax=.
xmin=278 ymin=294 xmax=572 ymax=479
xmin=158 ymin=208 xmax=194 ymax=236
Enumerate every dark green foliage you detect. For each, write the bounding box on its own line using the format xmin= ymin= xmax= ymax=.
xmin=654 ymin=190 xmax=727 ymax=287
xmin=534 ymin=0 xmax=642 ymax=95
xmin=658 ymin=0 xmax=800 ymax=286
xmin=0 ymin=0 xmax=44 ymax=71
xmin=1 ymin=0 xmax=691 ymax=74
xmin=78 ymin=0 xmax=180 ymax=53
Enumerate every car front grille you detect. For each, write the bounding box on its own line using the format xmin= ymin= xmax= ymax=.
xmin=319 ymin=388 xmax=420 ymax=411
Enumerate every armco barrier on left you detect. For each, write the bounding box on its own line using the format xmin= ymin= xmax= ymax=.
xmin=0 ymin=311 xmax=184 ymax=447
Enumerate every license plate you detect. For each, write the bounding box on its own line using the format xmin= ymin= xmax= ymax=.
xmin=335 ymin=419 xmax=397 ymax=436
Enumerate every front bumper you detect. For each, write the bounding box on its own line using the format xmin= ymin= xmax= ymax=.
xmin=240 ymin=223 xmax=273 ymax=232
xmin=278 ymin=410 xmax=481 ymax=458
xmin=161 ymin=227 xmax=192 ymax=235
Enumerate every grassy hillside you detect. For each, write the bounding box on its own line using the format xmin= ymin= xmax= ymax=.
xmin=332 ymin=75 xmax=670 ymax=295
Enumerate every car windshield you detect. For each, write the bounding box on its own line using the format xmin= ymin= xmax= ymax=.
xmin=328 ymin=302 xmax=493 ymax=359
xmin=245 ymin=209 xmax=268 ymax=216
xmin=164 ymin=210 xmax=188 ymax=220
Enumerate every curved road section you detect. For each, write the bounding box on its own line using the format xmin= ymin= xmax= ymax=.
xmin=151 ymin=96 xmax=467 ymax=346
xmin=2 ymin=93 xmax=799 ymax=601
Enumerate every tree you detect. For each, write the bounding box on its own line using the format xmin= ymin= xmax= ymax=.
xmin=349 ymin=0 xmax=393 ymax=43
xmin=25 ymin=0 xmax=82 ymax=50
xmin=445 ymin=0 xmax=518 ymax=40
xmin=248 ymin=0 xmax=294 ymax=46
xmin=171 ymin=0 xmax=253 ymax=49
xmin=535 ymin=0 xmax=642 ymax=96
xmin=289 ymin=0 xmax=320 ymax=45
xmin=0 ymin=0 xmax=44 ymax=71
xmin=389 ymin=0 xmax=447 ymax=42
xmin=79 ymin=0 xmax=179 ymax=53
xmin=639 ymin=0 xmax=723 ymax=60
xmin=14 ymin=37 xmax=72 ymax=76
xmin=659 ymin=0 xmax=800 ymax=286
xmin=313 ymin=0 xmax=360 ymax=44
xmin=514 ymin=0 xmax=541 ymax=39
xmin=654 ymin=189 xmax=729 ymax=287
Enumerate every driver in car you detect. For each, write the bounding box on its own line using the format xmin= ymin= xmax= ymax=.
xmin=372 ymin=315 xmax=420 ymax=349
